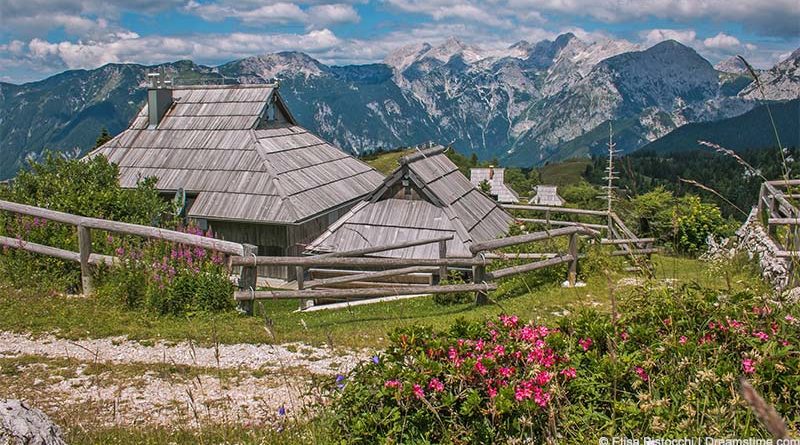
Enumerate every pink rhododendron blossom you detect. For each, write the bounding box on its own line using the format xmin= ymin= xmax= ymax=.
xmin=534 ymin=371 xmax=551 ymax=386
xmin=619 ymin=331 xmax=629 ymax=341
xmin=634 ymin=367 xmax=649 ymax=382
xmin=579 ymin=338 xmax=593 ymax=351
xmin=679 ymin=336 xmax=688 ymax=345
xmin=498 ymin=367 xmax=514 ymax=378
xmin=752 ymin=331 xmax=769 ymax=342
xmin=500 ymin=314 xmax=519 ymax=328
xmin=474 ymin=361 xmax=488 ymax=375
xmin=742 ymin=358 xmax=755 ymax=374
xmin=560 ymin=367 xmax=577 ymax=379
xmin=428 ymin=378 xmax=444 ymax=392
xmin=412 ymin=384 xmax=425 ymax=399
xmin=785 ymin=315 xmax=797 ymax=323
xmin=487 ymin=386 xmax=497 ymax=399
xmin=533 ymin=387 xmax=551 ymax=407
xmin=384 ymin=380 xmax=401 ymax=389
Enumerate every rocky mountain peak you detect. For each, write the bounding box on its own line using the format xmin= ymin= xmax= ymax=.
xmin=715 ymin=56 xmax=748 ymax=74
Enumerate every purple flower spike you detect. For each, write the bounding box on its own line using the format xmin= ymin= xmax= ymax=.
xmin=278 ymin=405 xmax=286 ymax=416
xmin=372 ymin=356 xmax=380 ymax=364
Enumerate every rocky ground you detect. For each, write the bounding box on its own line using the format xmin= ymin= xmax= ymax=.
xmin=0 ymin=332 xmax=368 ymax=430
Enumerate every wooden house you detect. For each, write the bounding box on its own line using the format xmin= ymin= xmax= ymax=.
xmin=530 ymin=185 xmax=565 ymax=207
xmin=306 ymin=146 xmax=514 ymax=259
xmin=469 ymin=167 xmax=520 ymax=204
xmin=89 ymin=76 xmax=384 ymax=280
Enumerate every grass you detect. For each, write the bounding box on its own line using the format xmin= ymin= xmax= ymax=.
xmin=359 ymin=148 xmax=413 ymax=175
xmin=537 ymin=157 xmax=591 ymax=186
xmin=0 ymin=255 xmax=763 ymax=350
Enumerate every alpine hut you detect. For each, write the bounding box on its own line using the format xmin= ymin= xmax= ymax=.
xmin=305 ymin=146 xmax=514 ymax=259
xmin=469 ymin=167 xmax=520 ymax=204
xmin=530 ymin=185 xmax=565 ymax=207
xmin=89 ymin=75 xmax=385 ymax=280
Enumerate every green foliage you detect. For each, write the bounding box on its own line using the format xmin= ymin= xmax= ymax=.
xmin=673 ymin=195 xmax=736 ymax=254
xmin=0 ymin=152 xmax=166 ymax=291
xmin=560 ymin=181 xmax=603 ymax=210
xmin=478 ymin=179 xmax=492 ymax=194
xmin=629 ymin=188 xmax=736 ymax=255
xmin=433 ymin=271 xmax=473 ymax=306
xmin=95 ymin=128 xmax=113 ymax=148
xmin=330 ymin=284 xmax=800 ymax=443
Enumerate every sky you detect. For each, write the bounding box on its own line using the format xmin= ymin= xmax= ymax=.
xmin=0 ymin=0 xmax=798 ymax=83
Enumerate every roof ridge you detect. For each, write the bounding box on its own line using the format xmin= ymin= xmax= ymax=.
xmin=250 ymin=129 xmax=300 ymax=222
xmin=171 ymin=83 xmax=279 ymax=90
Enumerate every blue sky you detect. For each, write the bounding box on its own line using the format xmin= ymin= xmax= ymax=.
xmin=0 ymin=0 xmax=798 ymax=83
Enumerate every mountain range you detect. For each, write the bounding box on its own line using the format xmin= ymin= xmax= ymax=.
xmin=0 ymin=34 xmax=798 ymax=180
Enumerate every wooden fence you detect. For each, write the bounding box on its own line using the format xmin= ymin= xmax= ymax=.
xmin=757 ymin=179 xmax=800 ymax=264
xmin=503 ymin=204 xmax=657 ymax=269
xmin=1 ymin=198 xmax=602 ymax=313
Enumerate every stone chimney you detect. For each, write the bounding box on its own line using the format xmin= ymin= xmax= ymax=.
xmin=147 ymin=72 xmax=173 ymax=128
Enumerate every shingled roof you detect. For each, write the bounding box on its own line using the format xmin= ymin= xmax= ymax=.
xmin=89 ymin=84 xmax=384 ymax=224
xmin=306 ymin=146 xmax=513 ymax=258
xmin=470 ymin=167 xmax=520 ymax=204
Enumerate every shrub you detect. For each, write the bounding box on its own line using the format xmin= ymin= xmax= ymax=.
xmin=97 ymin=225 xmax=234 ymax=316
xmin=0 ymin=152 xmax=166 ymax=291
xmin=330 ymin=284 xmax=800 ymax=442
xmin=432 ymin=271 xmax=473 ymax=305
xmin=673 ymin=195 xmax=736 ymax=254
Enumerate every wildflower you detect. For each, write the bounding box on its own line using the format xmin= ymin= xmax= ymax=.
xmin=634 ymin=367 xmax=649 ymax=382
xmin=412 ymin=384 xmax=425 ymax=399
xmin=336 ymin=375 xmax=345 ymax=389
xmin=785 ymin=314 xmax=797 ymax=323
xmin=533 ymin=387 xmax=550 ymax=408
xmin=727 ymin=318 xmax=743 ymax=330
xmin=678 ymin=336 xmax=688 ymax=345
xmin=372 ymin=356 xmax=380 ymax=364
xmin=115 ymin=247 xmax=125 ymax=256
xmin=534 ymin=371 xmax=551 ymax=386
xmin=500 ymin=314 xmax=519 ymax=328
xmin=514 ymin=381 xmax=534 ymax=401
xmin=278 ymin=405 xmax=286 ymax=416
xmin=498 ymin=366 xmax=514 ymax=378
xmin=578 ymin=338 xmax=593 ymax=352
xmin=428 ymin=378 xmax=444 ymax=392
xmin=384 ymin=380 xmax=401 ymax=389
xmin=487 ymin=386 xmax=497 ymax=399
xmin=780 ymin=340 xmax=790 ymax=347
xmin=742 ymin=358 xmax=755 ymax=375
xmin=663 ymin=318 xmax=672 ymax=326
xmin=752 ymin=331 xmax=769 ymax=342
xmin=493 ymin=344 xmax=505 ymax=357
xmin=560 ymin=367 xmax=577 ymax=379
xmin=619 ymin=331 xmax=629 ymax=341
xmin=474 ymin=360 xmax=488 ymax=376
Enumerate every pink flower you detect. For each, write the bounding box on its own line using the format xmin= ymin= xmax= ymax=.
xmin=678 ymin=336 xmax=688 ymax=345
xmin=780 ymin=340 xmax=790 ymax=347
xmin=493 ymin=345 xmax=506 ymax=357
xmin=487 ymin=386 xmax=497 ymax=399
xmin=785 ymin=315 xmax=797 ymax=323
xmin=412 ymin=384 xmax=425 ymax=399
xmin=428 ymin=378 xmax=444 ymax=393
xmin=498 ymin=367 xmax=514 ymax=378
xmin=742 ymin=358 xmax=755 ymax=375
xmin=533 ymin=387 xmax=551 ymax=408
xmin=500 ymin=314 xmax=519 ymax=328
xmin=727 ymin=318 xmax=743 ymax=330
xmin=384 ymin=380 xmax=401 ymax=389
xmin=619 ymin=331 xmax=629 ymax=341
xmin=752 ymin=331 xmax=769 ymax=342
xmin=578 ymin=338 xmax=593 ymax=352
xmin=560 ymin=367 xmax=577 ymax=379
xmin=634 ymin=367 xmax=649 ymax=382
xmin=474 ymin=360 xmax=488 ymax=376
xmin=514 ymin=381 xmax=534 ymax=401
xmin=534 ymin=371 xmax=551 ymax=386
xmin=663 ymin=318 xmax=672 ymax=326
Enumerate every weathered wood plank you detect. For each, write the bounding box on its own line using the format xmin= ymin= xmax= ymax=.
xmin=234 ymin=282 xmax=497 ymax=301
xmin=469 ymin=226 xmax=597 ymax=254
xmin=77 ymin=225 xmax=93 ymax=295
xmin=230 ymin=255 xmax=485 ymax=268
xmin=600 ymin=238 xmax=656 ymax=245
xmin=503 ymin=204 xmax=608 ymax=217
xmin=0 ymin=199 xmax=245 ymax=256
xmin=485 ymin=252 xmax=558 ymax=260
xmin=518 ymin=218 xmax=606 ymax=230
xmin=316 ymin=234 xmax=454 ymax=258
xmin=769 ymin=218 xmax=800 ymax=225
xmin=305 ymin=266 xmax=439 ymax=288
xmin=487 ymin=254 xmax=574 ymax=280
xmin=0 ymin=235 xmax=115 ymax=265
xmin=611 ymin=248 xmax=659 ymax=256
xmin=237 ymin=244 xmax=258 ymax=315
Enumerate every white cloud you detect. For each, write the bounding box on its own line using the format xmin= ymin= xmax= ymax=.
xmin=183 ymin=1 xmax=361 ymax=27
xmin=641 ymin=28 xmax=697 ymax=47
xmin=703 ymin=32 xmax=741 ymax=50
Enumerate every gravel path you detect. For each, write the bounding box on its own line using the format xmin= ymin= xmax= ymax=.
xmin=0 ymin=331 xmax=370 ymax=428
xmin=0 ymin=331 xmax=367 ymax=375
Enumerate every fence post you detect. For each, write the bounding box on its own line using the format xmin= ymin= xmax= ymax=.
xmin=77 ymin=224 xmax=93 ymax=295
xmin=238 ymin=243 xmax=258 ymax=316
xmin=438 ymin=240 xmax=448 ymax=283
xmin=567 ymin=232 xmax=578 ymax=287
xmin=473 ymin=260 xmax=488 ymax=305
xmin=296 ymin=266 xmax=314 ymax=310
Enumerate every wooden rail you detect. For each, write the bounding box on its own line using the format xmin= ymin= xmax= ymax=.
xmin=756 ymin=180 xmax=799 ymax=286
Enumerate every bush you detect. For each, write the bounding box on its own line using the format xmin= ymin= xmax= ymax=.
xmin=432 ymin=271 xmax=473 ymax=305
xmin=0 ymin=152 xmax=166 ymax=291
xmin=97 ymin=225 xmax=234 ymax=315
xmin=330 ymin=284 xmax=800 ymax=442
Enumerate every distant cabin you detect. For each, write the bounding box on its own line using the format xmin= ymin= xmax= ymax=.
xmin=469 ymin=167 xmax=520 ymax=204
xmin=89 ymin=76 xmax=384 ymax=281
xmin=530 ymin=185 xmax=565 ymax=207
xmin=306 ymin=146 xmax=514 ymax=259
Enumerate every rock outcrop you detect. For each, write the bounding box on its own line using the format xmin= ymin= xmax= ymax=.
xmin=0 ymin=399 xmax=66 ymax=445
